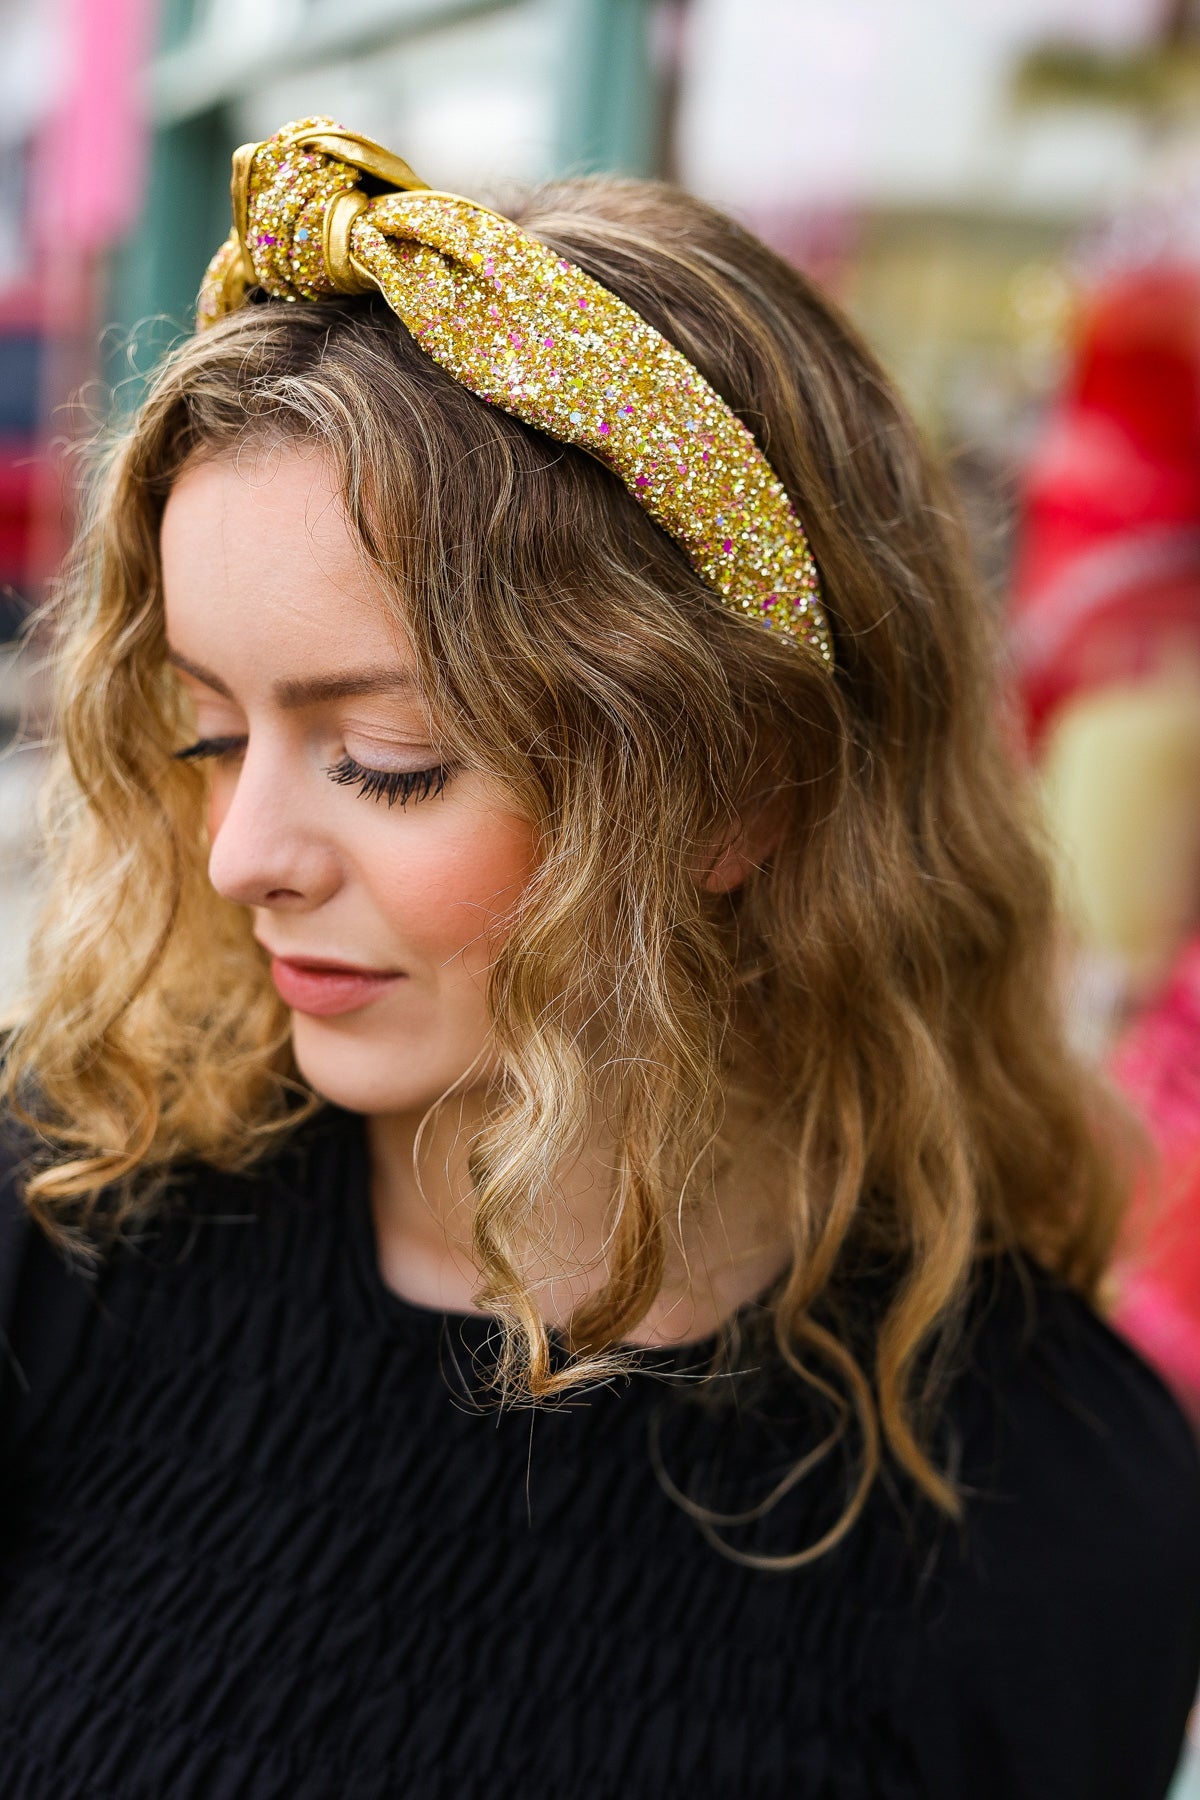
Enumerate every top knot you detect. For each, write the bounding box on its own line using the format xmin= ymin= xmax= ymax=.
xmin=238 ymin=120 xmax=364 ymax=301
xmin=198 ymin=117 xmax=429 ymax=323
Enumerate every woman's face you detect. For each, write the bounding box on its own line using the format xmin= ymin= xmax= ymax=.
xmin=160 ymin=441 xmax=539 ymax=1118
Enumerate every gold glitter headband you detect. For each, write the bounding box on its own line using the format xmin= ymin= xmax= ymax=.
xmin=198 ymin=117 xmax=833 ymax=665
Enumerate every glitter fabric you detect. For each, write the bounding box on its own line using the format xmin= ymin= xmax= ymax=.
xmin=198 ymin=118 xmax=833 ymax=666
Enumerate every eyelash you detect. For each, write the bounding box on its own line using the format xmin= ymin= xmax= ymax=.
xmin=325 ymin=754 xmax=449 ymax=808
xmin=174 ymin=738 xmax=450 ymax=808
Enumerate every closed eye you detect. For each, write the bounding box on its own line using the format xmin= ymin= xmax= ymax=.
xmin=174 ymin=735 xmax=246 ymax=763
xmin=325 ymin=755 xmax=449 ymax=808
xmin=173 ymin=739 xmax=450 ymax=808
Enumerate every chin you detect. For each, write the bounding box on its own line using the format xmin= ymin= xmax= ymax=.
xmin=289 ymin=1013 xmax=478 ymax=1117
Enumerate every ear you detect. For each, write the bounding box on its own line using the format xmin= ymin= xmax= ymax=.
xmin=699 ymin=793 xmax=787 ymax=894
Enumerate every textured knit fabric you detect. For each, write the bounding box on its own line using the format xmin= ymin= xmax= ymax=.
xmin=1 ymin=1105 xmax=1198 ymax=1800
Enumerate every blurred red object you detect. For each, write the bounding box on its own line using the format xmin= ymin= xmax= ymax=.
xmin=0 ymin=457 xmax=35 ymax=592
xmin=1016 ymin=262 xmax=1200 ymax=1409
xmin=1112 ymin=937 xmax=1200 ymax=1417
xmin=0 ymin=282 xmax=41 ymax=615
xmin=1011 ymin=265 xmax=1200 ymax=749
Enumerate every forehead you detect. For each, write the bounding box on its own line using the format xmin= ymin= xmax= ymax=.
xmin=160 ymin=441 xmax=411 ymax=672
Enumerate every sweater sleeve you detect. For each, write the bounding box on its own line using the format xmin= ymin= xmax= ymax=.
xmin=904 ymin=1267 xmax=1200 ymax=1800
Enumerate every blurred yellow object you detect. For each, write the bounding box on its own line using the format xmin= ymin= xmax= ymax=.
xmin=1041 ymin=668 xmax=1200 ymax=994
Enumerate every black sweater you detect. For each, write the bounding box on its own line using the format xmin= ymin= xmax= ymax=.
xmin=1 ymin=1106 xmax=1198 ymax=1799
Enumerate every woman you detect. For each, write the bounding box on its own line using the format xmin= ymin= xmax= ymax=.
xmin=0 ymin=119 xmax=1197 ymax=1799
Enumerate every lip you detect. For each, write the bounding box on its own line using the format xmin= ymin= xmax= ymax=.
xmin=268 ymin=954 xmax=405 ymax=1018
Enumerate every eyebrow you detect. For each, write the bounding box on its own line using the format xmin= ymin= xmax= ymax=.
xmin=166 ymin=649 xmax=421 ymax=708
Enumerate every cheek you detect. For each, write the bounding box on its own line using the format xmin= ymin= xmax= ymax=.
xmin=365 ymin=809 xmax=538 ymax=965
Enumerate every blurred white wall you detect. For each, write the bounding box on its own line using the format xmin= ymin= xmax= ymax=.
xmin=676 ymin=0 xmax=1164 ymax=217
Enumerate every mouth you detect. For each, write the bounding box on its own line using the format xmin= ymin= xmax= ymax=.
xmin=266 ymin=953 xmax=406 ymax=1019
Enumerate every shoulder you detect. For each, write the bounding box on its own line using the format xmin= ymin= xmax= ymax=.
xmin=0 ymin=1098 xmax=355 ymax=1247
xmin=952 ymin=1255 xmax=1200 ymax=1588
xmin=904 ymin=1254 xmax=1200 ymax=1800
xmin=950 ymin=1251 xmax=1200 ymax=1501
xmin=0 ymin=1109 xmax=31 ymax=1322
xmin=0 ymin=1102 xmax=362 ymax=1434
xmin=0 ymin=1111 xmax=95 ymax=1439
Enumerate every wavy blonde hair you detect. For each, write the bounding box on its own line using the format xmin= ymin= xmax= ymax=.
xmin=4 ymin=177 xmax=1126 ymax=1558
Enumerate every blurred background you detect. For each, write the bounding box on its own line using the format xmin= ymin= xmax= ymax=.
xmin=2 ymin=3 xmax=1200 ymax=1781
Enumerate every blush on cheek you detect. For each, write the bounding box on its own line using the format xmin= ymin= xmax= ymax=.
xmin=372 ymin=824 xmax=537 ymax=968
xmin=280 ymin=812 xmax=540 ymax=1118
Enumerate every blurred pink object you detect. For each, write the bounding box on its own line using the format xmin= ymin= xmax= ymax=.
xmin=32 ymin=0 xmax=157 ymax=254
xmin=1112 ymin=937 xmax=1200 ymax=1414
xmin=1010 ymin=266 xmax=1200 ymax=751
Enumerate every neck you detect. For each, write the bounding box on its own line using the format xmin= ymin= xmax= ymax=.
xmin=365 ymin=1088 xmax=791 ymax=1347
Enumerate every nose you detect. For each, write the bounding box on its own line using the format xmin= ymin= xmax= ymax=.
xmin=207 ymin=739 xmax=342 ymax=912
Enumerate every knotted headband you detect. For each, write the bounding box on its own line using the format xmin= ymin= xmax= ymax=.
xmin=198 ymin=117 xmax=833 ymax=666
